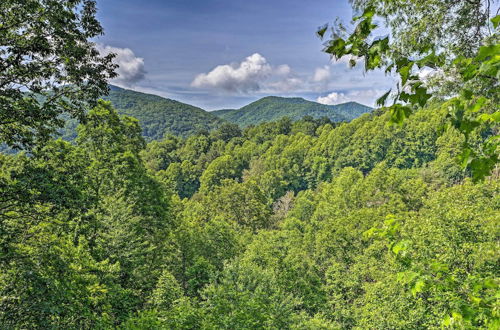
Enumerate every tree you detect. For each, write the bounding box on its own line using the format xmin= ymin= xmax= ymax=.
xmin=76 ymin=101 xmax=174 ymax=302
xmin=199 ymin=155 xmax=241 ymax=192
xmin=141 ymin=136 xmax=179 ymax=172
xmin=149 ymin=269 xmax=183 ymax=310
xmin=210 ymin=122 xmax=242 ymax=142
xmin=350 ymin=0 xmax=495 ymax=58
xmin=318 ymin=0 xmax=499 ymax=179
xmin=0 ymin=0 xmax=116 ymax=149
xmin=200 ymin=261 xmax=302 ymax=329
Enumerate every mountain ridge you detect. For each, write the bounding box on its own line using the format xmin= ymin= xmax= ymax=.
xmin=60 ymin=85 xmax=225 ymax=142
xmin=103 ymin=85 xmax=225 ymax=139
xmin=59 ymin=85 xmax=373 ymax=142
xmin=211 ymin=95 xmax=372 ymax=127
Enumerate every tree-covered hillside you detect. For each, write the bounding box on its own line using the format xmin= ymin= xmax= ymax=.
xmin=104 ymin=86 xmax=226 ymax=139
xmin=2 ymin=99 xmax=497 ymax=328
xmin=60 ymin=90 xmax=371 ymax=143
xmin=211 ymin=96 xmax=372 ymax=127
xmin=60 ymin=85 xmax=225 ymax=142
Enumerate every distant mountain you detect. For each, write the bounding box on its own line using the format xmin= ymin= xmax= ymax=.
xmin=329 ymin=101 xmax=374 ymax=121
xmin=211 ymin=96 xmax=372 ymax=127
xmin=60 ymin=85 xmax=225 ymax=142
xmin=104 ymin=85 xmax=225 ymax=139
xmin=56 ymin=90 xmax=371 ymax=144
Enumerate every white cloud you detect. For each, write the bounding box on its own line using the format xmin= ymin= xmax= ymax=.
xmin=317 ymin=89 xmax=386 ymax=106
xmin=191 ymin=53 xmax=301 ymax=93
xmin=97 ymin=44 xmax=146 ymax=87
xmin=190 ymin=53 xmax=395 ymax=101
xmin=275 ymin=64 xmax=291 ymax=76
xmin=312 ymin=65 xmax=331 ymax=83
xmin=317 ymin=92 xmax=349 ymax=105
xmin=266 ymin=77 xmax=304 ymax=93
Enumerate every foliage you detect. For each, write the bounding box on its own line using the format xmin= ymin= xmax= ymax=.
xmin=0 ymin=0 xmax=116 ymax=149
xmin=1 ymin=95 xmax=498 ymax=328
xmin=102 ymin=85 xmax=225 ymax=140
xmin=0 ymin=0 xmax=499 ymax=328
xmin=318 ymin=1 xmax=499 ymax=180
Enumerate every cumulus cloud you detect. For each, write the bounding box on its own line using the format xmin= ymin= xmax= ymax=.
xmin=191 ymin=53 xmax=300 ymax=93
xmin=317 ymin=92 xmax=350 ymax=105
xmin=275 ymin=64 xmax=292 ymax=76
xmin=312 ymin=65 xmax=331 ymax=83
xmin=317 ymin=89 xmax=386 ymax=106
xmin=97 ymin=44 xmax=146 ymax=87
xmin=190 ymin=53 xmax=395 ymax=100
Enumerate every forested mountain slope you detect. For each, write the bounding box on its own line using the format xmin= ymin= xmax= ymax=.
xmin=211 ymin=96 xmax=372 ymax=127
xmin=60 ymin=85 xmax=226 ymax=141
xmin=60 ymin=89 xmax=371 ymax=143
xmin=104 ymin=86 xmax=226 ymax=139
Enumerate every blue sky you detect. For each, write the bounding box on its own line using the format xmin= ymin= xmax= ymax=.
xmin=94 ymin=0 xmax=395 ymax=110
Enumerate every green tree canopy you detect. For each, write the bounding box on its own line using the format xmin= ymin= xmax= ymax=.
xmin=0 ymin=0 xmax=116 ymax=149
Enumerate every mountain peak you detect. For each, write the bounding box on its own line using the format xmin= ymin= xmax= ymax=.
xmin=101 ymin=86 xmax=224 ymax=139
xmin=102 ymin=87 xmax=372 ymax=134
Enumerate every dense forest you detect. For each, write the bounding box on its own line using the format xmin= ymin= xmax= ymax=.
xmin=1 ymin=0 xmax=499 ymax=329
xmin=2 ymin=98 xmax=498 ymax=328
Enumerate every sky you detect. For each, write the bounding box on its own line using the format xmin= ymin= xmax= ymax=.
xmin=94 ymin=0 xmax=395 ymax=110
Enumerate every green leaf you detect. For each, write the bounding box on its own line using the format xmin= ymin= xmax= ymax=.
xmin=430 ymin=262 xmax=449 ymax=273
xmin=491 ymin=15 xmax=500 ymax=29
xmin=324 ymin=38 xmax=346 ymax=56
xmin=376 ymin=89 xmax=391 ymax=107
xmin=396 ymin=57 xmax=410 ymax=70
xmin=459 ymin=118 xmax=480 ymax=135
xmin=316 ymin=24 xmax=328 ymax=39
xmin=469 ymin=155 xmax=498 ymax=182
xmin=370 ymin=37 xmax=389 ymax=54
xmin=442 ymin=315 xmax=452 ymax=327
xmin=483 ymin=278 xmax=497 ymax=289
xmin=366 ymin=53 xmax=382 ymax=69
xmin=396 ymin=271 xmax=419 ymax=284
xmin=400 ymin=64 xmax=411 ymax=86
xmin=390 ymin=104 xmax=412 ymax=125
xmin=468 ymin=96 xmax=487 ymax=113
xmin=392 ymin=240 xmax=409 ymax=255
xmin=452 ymin=312 xmax=463 ymax=322
xmin=461 ymin=89 xmax=473 ymax=100
xmin=458 ymin=148 xmax=472 ymax=168
xmin=479 ymin=62 xmax=497 ymax=76
xmin=413 ymin=85 xmax=432 ymax=107
xmin=470 ymin=296 xmax=482 ymax=305
xmin=477 ymin=44 xmax=500 ymax=61
xmin=416 ymin=52 xmax=444 ymax=69
xmin=353 ymin=6 xmax=375 ymax=21
xmin=411 ymin=280 xmax=425 ymax=297
xmin=362 ymin=6 xmax=376 ymax=19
